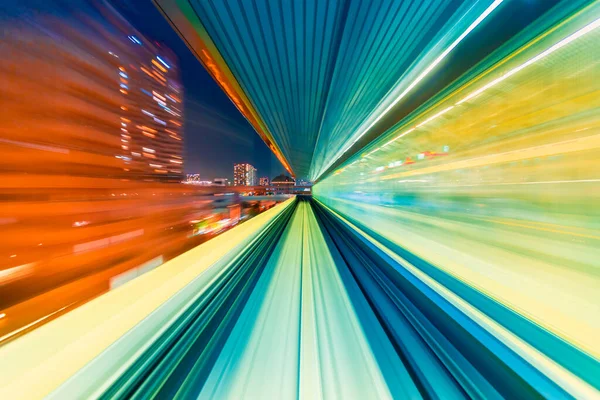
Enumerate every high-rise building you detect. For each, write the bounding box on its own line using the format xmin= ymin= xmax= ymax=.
xmin=233 ymin=164 xmax=244 ymax=186
xmin=234 ymin=163 xmax=257 ymax=186
xmin=259 ymin=177 xmax=269 ymax=186
xmin=115 ymin=31 xmax=184 ymax=182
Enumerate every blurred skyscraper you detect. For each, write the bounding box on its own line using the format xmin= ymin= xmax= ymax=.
xmin=0 ymin=0 xmax=186 ymax=338
xmin=112 ymin=25 xmax=184 ymax=182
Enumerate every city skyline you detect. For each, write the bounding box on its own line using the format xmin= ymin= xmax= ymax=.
xmin=186 ymin=169 xmax=297 ymax=186
xmin=110 ymin=0 xmax=285 ymax=180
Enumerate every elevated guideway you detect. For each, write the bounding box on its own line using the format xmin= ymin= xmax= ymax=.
xmin=1 ymin=197 xmax=598 ymax=399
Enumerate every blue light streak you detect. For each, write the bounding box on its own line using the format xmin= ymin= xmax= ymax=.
xmin=128 ymin=35 xmax=142 ymax=45
xmin=156 ymin=56 xmax=170 ymax=69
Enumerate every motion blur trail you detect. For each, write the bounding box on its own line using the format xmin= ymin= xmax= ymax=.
xmin=29 ymin=197 xmax=598 ymax=400
xmin=2 ymin=0 xmax=600 ymax=398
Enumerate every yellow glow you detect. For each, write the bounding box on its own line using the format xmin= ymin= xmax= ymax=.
xmin=0 ymin=199 xmax=295 ymax=399
xmin=151 ymin=59 xmax=167 ymax=73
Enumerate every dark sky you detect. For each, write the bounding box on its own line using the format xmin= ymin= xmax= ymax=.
xmin=109 ymin=0 xmax=284 ymax=181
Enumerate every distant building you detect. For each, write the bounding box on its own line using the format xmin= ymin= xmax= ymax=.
xmin=213 ymin=178 xmax=228 ymax=187
xmin=259 ymin=177 xmax=269 ymax=186
xmin=295 ymin=179 xmax=312 ymax=187
xmin=271 ymin=174 xmax=295 ymax=194
xmin=186 ymin=174 xmax=200 ymax=183
xmin=234 ymin=163 xmax=257 ymax=186
xmin=246 ymin=166 xmax=257 ymax=186
xmin=185 ymin=174 xmax=213 ymax=185
xmin=294 ymin=179 xmax=313 ymax=195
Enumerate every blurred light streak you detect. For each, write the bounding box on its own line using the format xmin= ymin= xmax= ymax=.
xmin=0 ymin=302 xmax=76 ymax=345
xmin=314 ymin=1 xmax=600 ymax=390
xmin=415 ymin=106 xmax=455 ymax=128
xmin=0 ymin=0 xmax=286 ymax=352
xmin=313 ymin=0 xmax=505 ymax=180
xmin=317 ymin=200 xmax=598 ymax=398
xmin=1 ymin=0 xmax=600 ymax=399
xmin=0 ymin=138 xmax=69 ymax=154
xmin=0 ymin=199 xmax=296 ymax=399
xmin=128 ymin=36 xmax=142 ymax=45
xmin=457 ymin=16 xmax=600 ymax=105
xmin=0 ymin=264 xmax=34 ymax=285
xmin=381 ymin=134 xmax=600 ymax=181
xmin=156 ymin=56 xmax=170 ymax=69
xmin=151 ymin=59 xmax=167 ymax=73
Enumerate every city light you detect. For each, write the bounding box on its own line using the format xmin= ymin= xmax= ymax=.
xmin=156 ymin=56 xmax=170 ymax=69
xmin=128 ymin=35 xmax=142 ymax=45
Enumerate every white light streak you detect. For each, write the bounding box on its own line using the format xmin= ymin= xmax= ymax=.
xmin=156 ymin=56 xmax=170 ymax=69
xmin=0 ymin=138 xmax=69 ymax=154
xmin=72 ymin=221 xmax=90 ymax=227
xmin=317 ymin=0 xmax=504 ymax=180
xmin=415 ymin=106 xmax=454 ymax=128
xmin=457 ymin=16 xmax=600 ymax=105
xmin=319 ymin=6 xmax=600 ymax=182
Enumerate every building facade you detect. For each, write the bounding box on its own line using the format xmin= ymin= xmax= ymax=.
xmin=234 ymin=163 xmax=257 ymax=186
xmin=259 ymin=177 xmax=269 ymax=186
xmin=271 ymin=174 xmax=296 ymax=194
xmin=0 ymin=0 xmax=187 ymax=335
xmin=115 ymin=31 xmax=184 ymax=182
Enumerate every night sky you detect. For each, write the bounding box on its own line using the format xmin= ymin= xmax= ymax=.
xmin=110 ymin=0 xmax=284 ymax=181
